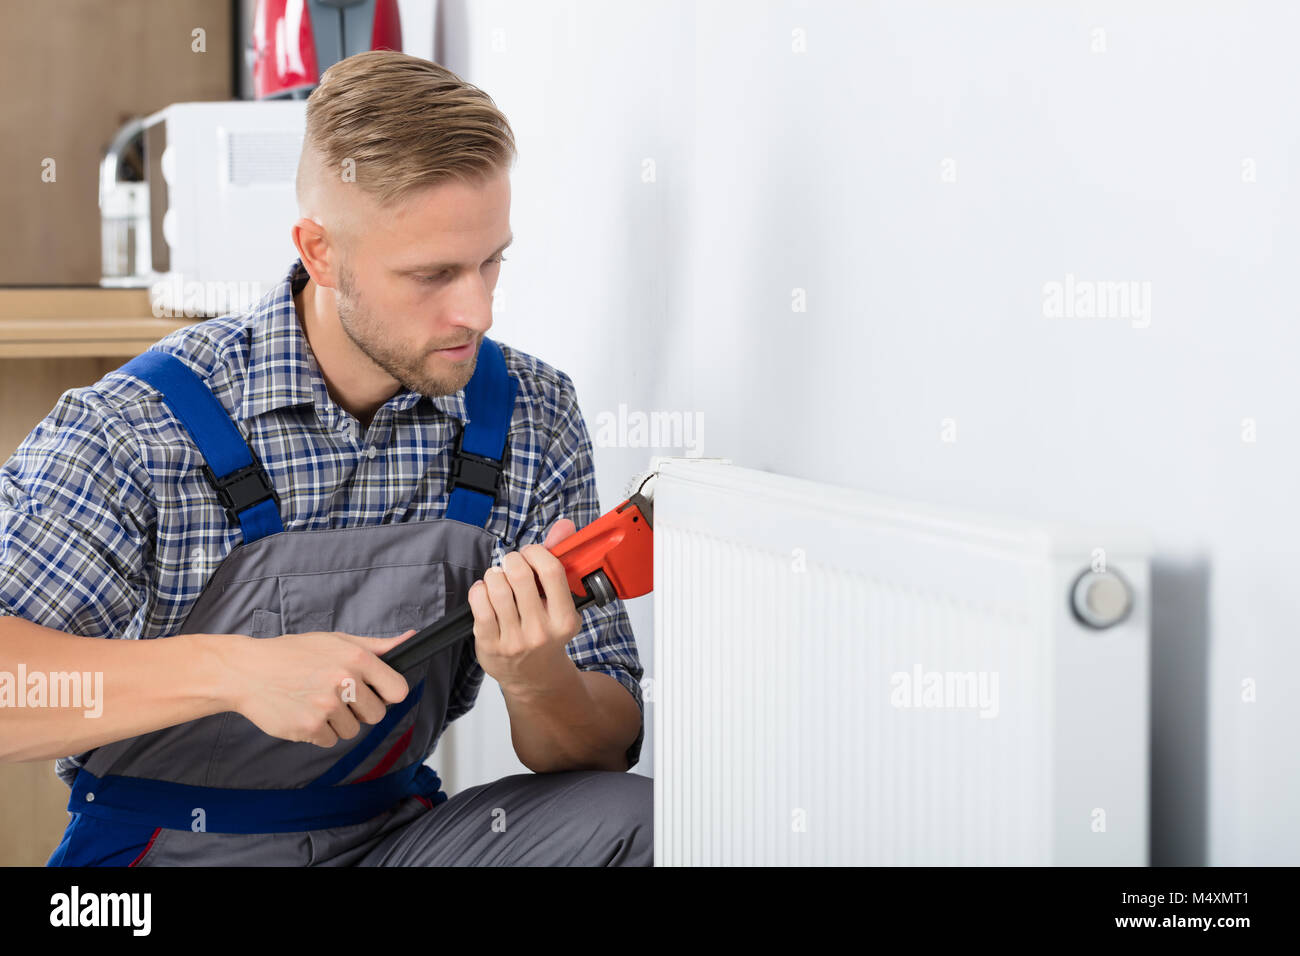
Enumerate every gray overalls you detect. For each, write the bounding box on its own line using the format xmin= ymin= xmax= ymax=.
xmin=46 ymin=337 xmax=652 ymax=866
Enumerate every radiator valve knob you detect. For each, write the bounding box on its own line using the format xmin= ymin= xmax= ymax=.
xmin=1070 ymin=568 xmax=1132 ymax=629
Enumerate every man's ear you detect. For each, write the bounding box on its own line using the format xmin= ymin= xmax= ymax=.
xmin=291 ymin=216 xmax=340 ymax=289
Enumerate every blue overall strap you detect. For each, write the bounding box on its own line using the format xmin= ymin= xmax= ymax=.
xmin=118 ymin=350 xmax=284 ymax=544
xmin=445 ymin=337 xmax=518 ymax=528
xmin=62 ymin=760 xmax=446 ymax=835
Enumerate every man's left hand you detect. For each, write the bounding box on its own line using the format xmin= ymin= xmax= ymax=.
xmin=468 ymin=518 xmax=584 ymax=697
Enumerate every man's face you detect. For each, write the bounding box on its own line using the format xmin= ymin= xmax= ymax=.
xmin=331 ymin=168 xmax=511 ymax=398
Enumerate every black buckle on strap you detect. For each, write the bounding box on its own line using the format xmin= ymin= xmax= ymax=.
xmin=448 ymin=423 xmax=505 ymax=502
xmin=202 ymin=458 xmax=280 ymax=527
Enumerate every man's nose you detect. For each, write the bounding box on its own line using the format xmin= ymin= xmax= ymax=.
xmin=441 ymin=272 xmax=496 ymax=336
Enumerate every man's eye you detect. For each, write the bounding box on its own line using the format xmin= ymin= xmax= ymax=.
xmin=416 ymin=257 xmax=505 ymax=284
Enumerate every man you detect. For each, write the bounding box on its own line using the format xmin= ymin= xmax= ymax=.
xmin=0 ymin=51 xmax=651 ymax=866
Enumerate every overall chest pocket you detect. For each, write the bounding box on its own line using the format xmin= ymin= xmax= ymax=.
xmin=247 ymin=562 xmax=446 ymax=640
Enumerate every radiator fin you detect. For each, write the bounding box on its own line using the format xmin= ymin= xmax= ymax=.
xmin=654 ymin=465 xmax=1057 ymax=865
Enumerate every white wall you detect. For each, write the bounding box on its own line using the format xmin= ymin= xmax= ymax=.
xmin=419 ymin=0 xmax=1299 ymax=865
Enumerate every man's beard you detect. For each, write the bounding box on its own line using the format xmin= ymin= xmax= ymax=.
xmin=335 ymin=264 xmax=479 ymax=398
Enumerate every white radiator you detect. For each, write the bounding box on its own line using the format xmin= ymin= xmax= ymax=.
xmin=652 ymin=460 xmax=1149 ymax=866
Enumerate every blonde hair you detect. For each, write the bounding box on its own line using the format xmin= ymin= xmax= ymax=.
xmin=297 ymin=50 xmax=516 ymax=210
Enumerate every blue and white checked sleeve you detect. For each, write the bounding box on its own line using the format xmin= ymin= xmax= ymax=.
xmin=0 ymin=387 xmax=155 ymax=639
xmin=505 ymin=370 xmax=646 ymax=770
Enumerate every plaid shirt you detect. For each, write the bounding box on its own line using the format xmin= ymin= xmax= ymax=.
xmin=0 ymin=258 xmax=644 ymax=769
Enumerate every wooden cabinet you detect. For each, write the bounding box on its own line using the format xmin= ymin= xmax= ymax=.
xmin=0 ymin=288 xmax=197 ymax=449
xmin=0 ymin=290 xmax=197 ymax=865
xmin=0 ymin=0 xmax=234 ymax=286
xmin=0 ymin=294 xmax=200 ymax=867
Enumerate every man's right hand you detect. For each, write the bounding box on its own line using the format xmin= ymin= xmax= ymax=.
xmin=218 ymin=630 xmax=416 ymax=748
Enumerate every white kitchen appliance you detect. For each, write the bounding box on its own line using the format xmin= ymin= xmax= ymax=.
xmin=100 ymin=101 xmax=307 ymax=317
